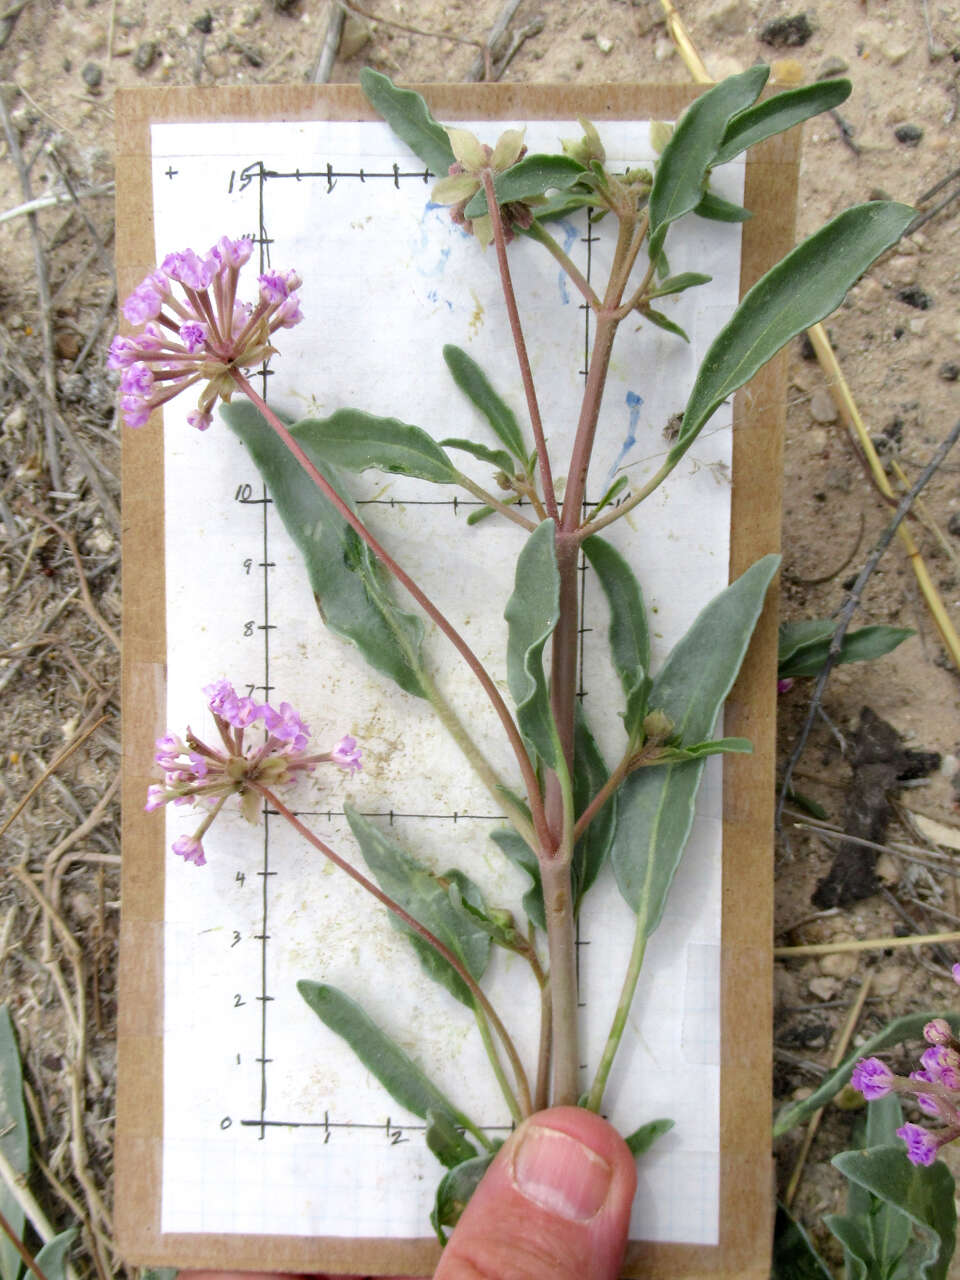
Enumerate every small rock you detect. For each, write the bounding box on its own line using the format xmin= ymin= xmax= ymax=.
xmin=134 ymin=40 xmax=160 ymax=71
xmin=55 ymin=330 xmax=80 ymax=359
xmin=897 ymin=285 xmax=933 ymax=310
xmin=869 ymin=186 xmax=893 ymax=202
xmin=704 ymin=0 xmax=749 ymax=38
xmin=760 ymin=13 xmax=814 ymax=47
xmin=2 ymin=405 xmax=26 ymax=432
xmin=871 ymin=965 xmax=904 ymax=997
xmin=81 ymin=61 xmax=102 ymax=91
xmin=875 ymin=852 xmax=900 ymax=885
xmin=338 ymin=14 xmax=370 ymax=60
xmin=771 ymin=58 xmax=805 ymax=85
xmin=809 ymin=976 xmax=842 ymax=1001
xmin=810 ymin=388 xmax=837 ymax=423
xmin=817 ymin=55 xmax=849 ymax=78
xmin=885 ymin=254 xmax=918 ymax=286
xmin=654 ymin=36 xmax=675 ymax=60
xmin=853 ymin=277 xmax=883 ymax=312
xmin=819 ymin=951 xmax=859 ymax=979
xmin=193 ymin=10 xmax=213 ymax=32
xmin=204 ymin=53 xmax=228 ymax=77
xmin=880 ymin=38 xmax=912 ymax=65
xmin=68 ymin=891 xmax=95 ymax=922
xmin=595 ymin=34 xmax=614 ymax=54
xmin=908 ymin=316 xmax=927 ymax=337
xmin=938 ymin=361 xmax=960 ymax=381
xmin=809 ymin=426 xmax=828 ymax=450
xmin=947 ymin=512 xmax=960 ymax=537
xmin=705 ymin=53 xmax=745 ymax=82
xmin=87 ymin=526 xmax=115 ymax=554
xmin=894 ymin=123 xmax=924 ymax=145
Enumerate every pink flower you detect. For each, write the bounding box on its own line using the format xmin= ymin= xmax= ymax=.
xmin=897 ymin=1122 xmax=940 ymax=1166
xmin=924 ymin=1019 xmax=953 ymax=1047
xmin=330 ymin=734 xmax=362 ymax=773
xmin=111 ymin=234 xmax=303 ymax=430
xmin=851 ymin=1057 xmax=895 ymax=1100
xmin=172 ymin=834 xmax=207 ymax=867
xmin=148 ymin=680 xmax=359 ymax=865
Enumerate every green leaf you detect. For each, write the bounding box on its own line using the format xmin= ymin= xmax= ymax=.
xmin=674 ymin=201 xmax=916 ymax=462
xmin=648 ymin=64 xmax=770 ymax=257
xmin=572 ymin=707 xmax=618 ymax=910
xmin=344 ymin=806 xmax=490 ymax=1007
xmin=0 ymin=1008 xmax=28 ymax=1280
xmin=829 ymin=1146 xmax=956 ymax=1280
xmin=837 ymin=1095 xmax=913 ymax=1272
xmin=778 ymin=618 xmax=835 ymax=665
xmin=714 ymin=78 xmax=853 ymax=166
xmin=786 ymin=788 xmax=828 ymax=820
xmin=358 ymin=69 xmax=454 ymax=176
xmin=464 ymin=154 xmax=587 ymax=218
xmin=532 ymin=191 xmax=598 ymax=223
xmin=590 ymin=474 xmax=629 ymax=519
xmin=431 ymin=1151 xmax=496 ymax=1241
xmin=624 ymin=1117 xmax=674 ymax=1157
xmin=693 ymin=190 xmax=753 ymax=222
xmin=504 ymin=519 xmax=561 ymax=767
xmin=489 ymin=828 xmax=544 ymax=931
xmin=222 ymin=400 xmax=426 ymax=697
xmin=640 ymin=307 xmax=689 ymax=343
xmin=293 ymin=410 xmax=458 ymax=484
xmin=34 ymin=1229 xmax=78 ymax=1280
xmin=443 ymin=345 xmax=527 ymax=462
xmin=440 ymin=437 xmax=515 ymax=476
xmin=611 ymin=554 xmax=779 ymax=929
xmin=448 ymin=882 xmax=523 ymax=952
xmin=582 ymin=535 xmax=650 ymax=738
xmin=772 ymin=1203 xmax=834 ymax=1279
xmin=425 ymin=1107 xmax=478 ymax=1170
xmin=655 ymin=735 xmax=752 ymax=763
xmin=467 ymin=504 xmax=496 ymax=526
xmin=773 ymin=1011 xmax=960 ymax=1136
xmin=647 ymin=272 xmax=713 ymax=299
xmin=298 ymin=981 xmax=470 ymax=1126
xmin=778 ymin=622 xmax=915 ymax=679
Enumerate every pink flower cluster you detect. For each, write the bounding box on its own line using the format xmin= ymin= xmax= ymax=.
xmin=109 ymin=235 xmax=303 ymax=431
xmin=850 ymin=965 xmax=960 ymax=1166
xmin=147 ymin=678 xmax=360 ymax=867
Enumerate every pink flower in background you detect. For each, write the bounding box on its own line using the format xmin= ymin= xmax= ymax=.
xmin=851 ymin=1033 xmax=960 ymax=1166
xmin=109 ymin=234 xmax=303 ymax=430
xmin=147 ymin=680 xmax=360 ymax=866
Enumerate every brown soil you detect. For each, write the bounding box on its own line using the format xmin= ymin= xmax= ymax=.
xmin=0 ymin=0 xmax=959 ymax=1276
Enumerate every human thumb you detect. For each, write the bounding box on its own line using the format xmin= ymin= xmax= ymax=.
xmin=434 ymin=1105 xmax=636 ymax=1280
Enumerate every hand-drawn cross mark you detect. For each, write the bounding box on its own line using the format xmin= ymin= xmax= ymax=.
xmin=165 ymin=166 xmax=178 ymax=179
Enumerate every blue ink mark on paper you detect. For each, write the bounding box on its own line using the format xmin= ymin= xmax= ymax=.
xmin=426 ymin=288 xmax=454 ymax=312
xmin=605 ymin=392 xmax=644 ymax=487
xmin=413 ymin=203 xmax=452 ymax=277
xmin=554 ymin=220 xmax=579 ymax=305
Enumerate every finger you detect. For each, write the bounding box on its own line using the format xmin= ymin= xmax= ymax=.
xmin=435 ymin=1105 xmax=636 ymax=1280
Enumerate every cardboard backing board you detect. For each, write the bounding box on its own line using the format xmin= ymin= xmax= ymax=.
xmin=117 ymin=83 xmax=798 ymax=1278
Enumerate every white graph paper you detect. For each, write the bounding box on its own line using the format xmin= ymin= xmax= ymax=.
xmin=151 ymin=117 xmax=745 ymax=1244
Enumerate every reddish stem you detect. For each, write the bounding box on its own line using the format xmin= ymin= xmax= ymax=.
xmin=230 ymin=370 xmax=552 ymax=853
xmin=482 ymin=171 xmax=559 ymax=523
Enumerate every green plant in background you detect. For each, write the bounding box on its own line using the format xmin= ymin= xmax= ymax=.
xmin=120 ymin=66 xmax=918 ymax=1235
xmin=0 ymin=1008 xmax=78 ymax=1280
xmin=777 ymin=619 xmax=914 ymax=683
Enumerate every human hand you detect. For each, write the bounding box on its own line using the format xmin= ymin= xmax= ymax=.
xmin=183 ymin=1104 xmax=636 ymax=1280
